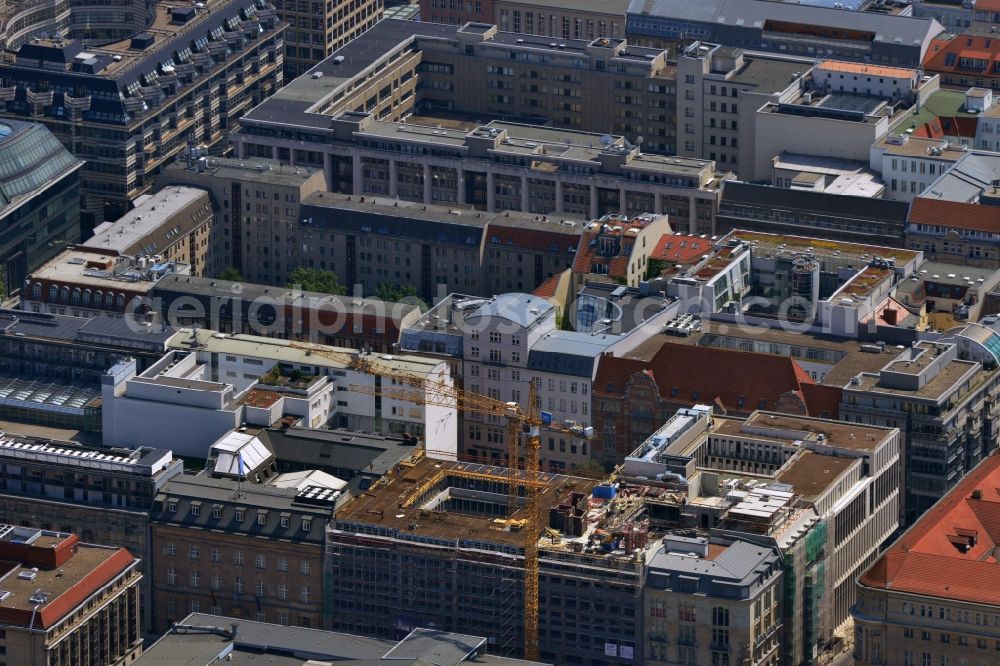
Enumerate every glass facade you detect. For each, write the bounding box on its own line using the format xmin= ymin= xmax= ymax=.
xmin=0 ymin=120 xmax=82 ymax=298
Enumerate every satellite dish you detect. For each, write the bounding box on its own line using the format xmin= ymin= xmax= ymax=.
xmin=636 ymin=135 xmax=644 ymax=146
xmin=600 ymin=134 xmax=613 ymax=146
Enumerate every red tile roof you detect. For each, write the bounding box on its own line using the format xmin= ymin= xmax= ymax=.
xmin=923 ymin=35 xmax=1000 ymax=79
xmin=909 ymin=198 xmax=1000 ymax=234
xmin=488 ymin=223 xmax=579 ymax=254
xmin=800 ymin=384 xmax=843 ymax=420
xmin=532 ymin=273 xmax=562 ymax=299
xmin=651 ymin=234 xmax=714 ymax=269
xmin=593 ymin=342 xmax=817 ymax=413
xmin=859 ymin=454 xmax=1000 ymax=605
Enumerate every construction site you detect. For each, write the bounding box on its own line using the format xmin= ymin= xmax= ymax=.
xmin=326 ymin=457 xmax=651 ymax=665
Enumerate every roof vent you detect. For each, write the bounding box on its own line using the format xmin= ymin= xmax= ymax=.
xmin=972 ymin=488 xmax=982 ymax=500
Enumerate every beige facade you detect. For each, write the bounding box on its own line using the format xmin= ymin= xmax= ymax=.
xmin=82 ymin=187 xmax=216 ymax=277
xmin=494 ymin=0 xmax=628 ymax=41
xmin=159 ymin=158 xmax=327 ymax=284
xmin=0 ymin=0 xmax=286 ymax=227
xmin=275 ymin=0 xmax=383 ymax=78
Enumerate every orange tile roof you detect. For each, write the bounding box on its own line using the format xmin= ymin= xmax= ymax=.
xmin=532 ymin=273 xmax=562 ymax=299
xmin=909 ymin=198 xmax=1000 ymax=234
xmin=817 ymin=60 xmax=916 ymax=79
xmin=859 ymin=454 xmax=1000 ymax=605
xmin=923 ymin=36 xmax=1000 ymax=77
xmin=651 ymin=234 xmax=714 ymax=268
xmin=593 ymin=342 xmax=817 ymax=414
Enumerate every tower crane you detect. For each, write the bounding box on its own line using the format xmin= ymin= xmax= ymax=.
xmin=288 ymin=340 xmax=590 ymax=660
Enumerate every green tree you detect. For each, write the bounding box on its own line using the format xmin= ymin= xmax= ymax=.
xmin=645 ymin=258 xmax=668 ymax=280
xmin=218 ymin=267 xmax=244 ymax=282
xmin=375 ymin=282 xmax=419 ymax=302
xmin=287 ymin=267 xmax=347 ymax=295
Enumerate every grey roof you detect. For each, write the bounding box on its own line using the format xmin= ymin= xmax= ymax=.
xmin=258 ymin=426 xmax=417 ymax=488
xmin=150 ymin=474 xmax=332 ymax=545
xmin=0 ymin=309 xmax=175 ymax=351
xmin=646 ymin=538 xmax=781 ymax=597
xmin=922 ymin=152 xmax=1000 ymax=204
xmin=382 ymin=628 xmax=486 ymax=665
xmin=136 ymin=613 xmax=546 ymax=666
xmin=720 ymin=181 xmax=910 ymax=222
xmin=0 ymin=121 xmax=82 ymax=213
xmin=464 ymin=293 xmax=554 ymax=329
xmin=526 ymin=331 xmax=623 ymax=378
xmin=627 ymin=0 xmax=941 ymax=46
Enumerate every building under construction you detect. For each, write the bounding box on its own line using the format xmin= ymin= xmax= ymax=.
xmin=325 ymin=458 xmax=649 ymax=664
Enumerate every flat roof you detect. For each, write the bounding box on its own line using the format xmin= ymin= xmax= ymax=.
xmin=164 ymin=157 xmax=323 ymax=187
xmin=727 ymin=229 xmax=918 ymax=264
xmin=715 ymin=411 xmax=892 ymax=452
xmin=333 ymin=458 xmax=599 ymax=548
xmin=815 ymin=60 xmax=916 ymax=79
xmin=726 ymin=56 xmax=811 ymax=92
xmin=168 ymin=328 xmax=443 ymax=378
xmin=775 ymin=450 xmax=859 ymax=501
xmin=853 ymin=359 xmax=982 ymax=400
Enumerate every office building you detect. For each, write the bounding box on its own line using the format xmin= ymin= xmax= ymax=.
xmin=276 ymin=0 xmax=383 ymax=78
xmin=625 ymin=0 xmax=942 ymax=67
xmin=715 ymin=181 xmax=910 ymax=247
xmin=840 ymin=327 xmax=1000 ymax=524
xmin=0 ymin=526 xmax=142 ymax=666
xmin=147 ymin=471 xmax=338 ymax=632
xmin=149 ymin=274 xmax=422 ymax=351
xmin=907 ymin=197 xmax=1000 ymax=267
xmin=870 ymin=133 xmax=969 ymax=203
xmin=234 ymin=20 xmax=730 ymax=222
xmin=0 ymin=432 xmax=182 ymax=631
xmin=327 ymin=458 xmax=648 ymax=664
xmin=22 ymin=247 xmax=190 ymax=319
xmin=158 ymin=157 xmax=327 ymax=284
xmin=0 ymin=120 xmax=83 ymax=300
xmin=623 ymin=409 xmax=901 ymax=664
xmin=592 ymin=341 xmax=829 ymax=463
xmin=81 ymin=187 xmax=216 ymax=277
xmin=853 ymin=453 xmax=1000 ymax=666
xmin=493 ymin=0 xmax=629 ymax=41
xmin=0 ymin=0 xmax=286 ymax=228
xmin=644 ymin=536 xmax=784 ymax=666
xmin=137 ymin=613 xmax=544 ymax=665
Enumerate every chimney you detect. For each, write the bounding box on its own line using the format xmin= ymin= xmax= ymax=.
xmin=230 ymin=623 xmax=239 ymax=639
xmin=881 ymin=307 xmax=898 ymax=326
xmin=972 ymin=489 xmax=982 ymax=500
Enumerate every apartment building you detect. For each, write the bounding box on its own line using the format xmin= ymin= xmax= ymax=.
xmin=22 ymin=247 xmax=190 ymax=318
xmin=0 ymin=0 xmax=286 ymax=228
xmin=853 ymin=454 xmax=1000 ymax=666
xmin=0 ymin=119 xmax=82 ymax=299
xmin=274 ymin=0 xmax=383 ymax=79
xmin=81 ymin=187 xmax=216 ymax=276
xmin=326 ymin=458 xmax=647 ymax=664
xmin=0 ymin=526 xmax=143 ymax=666
xmin=234 ymin=21 xmax=732 ymax=223
xmin=570 ymin=213 xmax=672 ymax=288
xmin=840 ymin=327 xmax=1000 ymax=524
xmin=924 ymin=34 xmax=1000 ymax=92
xmin=625 ymin=0 xmax=942 ymax=67
xmin=870 ymin=133 xmax=969 ymax=203
xmin=0 ymin=432 xmax=182 ymax=631
xmin=644 ymin=536 xmax=783 ymax=666
xmin=493 ymin=0 xmax=629 ymax=41
xmin=158 ymin=156 xmax=327 ymax=284
xmin=150 ymin=274 xmax=422 ymax=351
xmin=148 ymin=472 xmax=336 ymax=632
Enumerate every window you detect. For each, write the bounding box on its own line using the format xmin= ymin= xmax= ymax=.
xmin=302 ymin=518 xmax=312 ymax=532
xmin=235 ymin=577 xmax=245 ymax=594
xmin=235 ymin=509 xmax=245 ymax=522
xmin=278 ymin=558 xmax=289 ymax=572
xmin=191 ymin=504 xmax=200 ymax=516
xmin=167 ymin=568 xmax=177 ymax=585
xmin=257 ymin=512 xmax=267 ymax=525
xmin=279 ymin=583 xmax=289 ymax=600
xmin=256 ymin=554 xmax=266 ymax=569
xmin=234 ymin=551 xmax=244 ymax=566
xmin=211 ymin=574 xmax=221 ymax=591
xmin=168 ymin=501 xmax=177 ymax=513
xmin=489 ymin=332 xmax=502 ymax=343
xmin=189 ymin=545 xmax=199 ymax=560
xmin=212 ymin=506 xmax=222 ymax=519
xmin=256 ymin=579 xmax=266 ymax=596
xmin=211 ymin=548 xmax=221 ymax=563
xmin=190 ymin=571 xmax=200 ymax=588
xmin=165 ymin=543 xmax=177 ymax=557
xmin=300 ymin=560 xmax=311 ymax=575
xmin=301 ymin=585 xmax=311 ymax=603
xmin=280 ymin=515 xmax=290 ymax=528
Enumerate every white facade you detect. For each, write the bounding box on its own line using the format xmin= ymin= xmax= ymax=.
xmin=869 ymin=134 xmax=965 ymax=202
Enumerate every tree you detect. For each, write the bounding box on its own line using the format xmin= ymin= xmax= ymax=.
xmin=287 ymin=267 xmax=347 ymax=295
xmin=218 ymin=267 xmax=244 ymax=282
xmin=572 ymin=459 xmax=608 ymax=478
xmin=645 ymin=258 xmax=668 ymax=280
xmin=375 ymin=282 xmax=419 ymax=302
